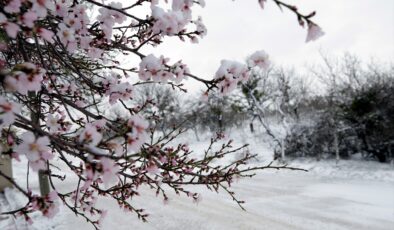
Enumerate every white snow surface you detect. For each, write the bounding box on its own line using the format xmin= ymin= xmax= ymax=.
xmin=1 ymin=130 xmax=394 ymax=230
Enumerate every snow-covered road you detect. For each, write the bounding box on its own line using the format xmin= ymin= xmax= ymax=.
xmin=2 ymin=134 xmax=394 ymax=230
xmin=48 ymin=171 xmax=393 ymax=230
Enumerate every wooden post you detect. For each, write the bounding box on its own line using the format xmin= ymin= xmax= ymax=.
xmin=281 ymin=138 xmax=286 ymax=161
xmin=38 ymin=169 xmax=50 ymax=196
xmin=0 ymin=155 xmax=13 ymax=192
xmin=29 ymin=91 xmax=50 ymax=196
xmin=334 ymin=130 xmax=340 ymax=164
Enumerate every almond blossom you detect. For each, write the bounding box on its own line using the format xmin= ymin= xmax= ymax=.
xmin=247 ymin=50 xmax=271 ymax=69
xmin=14 ymin=132 xmax=53 ymax=171
xmin=31 ymin=191 xmax=60 ymax=218
xmin=306 ymin=22 xmax=325 ymax=42
xmin=126 ymin=115 xmax=149 ymax=151
xmin=4 ymin=62 xmax=45 ymax=95
xmin=215 ymin=60 xmax=250 ymax=95
xmin=100 ymin=158 xmax=119 ymax=186
xmin=171 ymin=60 xmax=190 ymax=83
xmin=78 ymin=124 xmax=103 ymax=147
xmin=108 ymin=81 xmax=134 ymax=104
xmin=57 ymin=23 xmax=76 ymax=48
xmin=151 ymin=6 xmax=189 ymax=36
xmin=37 ymin=27 xmax=55 ymax=43
xmin=139 ymin=54 xmax=172 ymax=82
xmin=258 ymin=0 xmax=267 ymax=9
xmin=0 ymin=97 xmax=21 ymax=128
xmin=46 ymin=114 xmax=62 ymax=134
xmin=97 ymin=2 xmax=127 ymax=40
xmin=3 ymin=22 xmax=20 ymax=38
xmin=4 ymin=0 xmax=22 ymax=13
xmin=22 ymin=11 xmax=38 ymax=28
xmin=31 ymin=0 xmax=55 ymax=18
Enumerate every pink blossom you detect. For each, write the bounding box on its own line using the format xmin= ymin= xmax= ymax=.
xmin=78 ymin=124 xmax=103 ymax=147
xmin=306 ymin=22 xmax=325 ymax=42
xmin=172 ymin=0 xmax=193 ymax=18
xmin=258 ymin=0 xmax=267 ymax=9
xmin=139 ymin=54 xmax=173 ymax=82
xmin=128 ymin=115 xmax=149 ymax=134
xmin=4 ymin=22 xmax=20 ymax=38
xmin=151 ymin=6 xmax=188 ymax=36
xmin=14 ymin=132 xmax=53 ymax=171
xmin=5 ymin=63 xmax=45 ymax=94
xmin=97 ymin=210 xmax=108 ymax=226
xmin=97 ymin=2 xmax=126 ymax=40
xmin=57 ymin=23 xmax=76 ymax=47
xmin=107 ymin=139 xmax=123 ymax=156
xmin=37 ymin=27 xmax=55 ymax=44
xmin=193 ymin=16 xmax=207 ymax=38
xmin=215 ymin=60 xmax=250 ymax=95
xmin=46 ymin=114 xmax=61 ymax=134
xmin=22 ymin=11 xmax=38 ymax=28
xmin=126 ymin=131 xmax=148 ymax=152
xmin=30 ymin=191 xmax=60 ymax=218
xmin=146 ymin=162 xmax=160 ymax=174
xmin=0 ymin=96 xmax=21 ymax=128
xmin=108 ymin=82 xmax=134 ymax=104
xmin=55 ymin=1 xmax=69 ymax=17
xmin=75 ymin=100 xmax=86 ymax=108
xmin=100 ymin=158 xmax=119 ymax=186
xmin=87 ymin=47 xmax=103 ymax=59
xmin=31 ymin=0 xmax=55 ymax=18
xmin=4 ymin=0 xmax=22 ymax=13
xmin=247 ymin=50 xmax=270 ymax=69
xmin=0 ymin=13 xmax=6 ymax=24
xmin=171 ymin=60 xmax=189 ymax=83
xmin=92 ymin=119 xmax=106 ymax=129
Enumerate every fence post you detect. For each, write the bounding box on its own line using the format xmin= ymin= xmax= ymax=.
xmin=0 ymin=155 xmax=13 ymax=192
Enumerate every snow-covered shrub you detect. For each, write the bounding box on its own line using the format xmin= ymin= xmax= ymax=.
xmin=284 ymin=57 xmax=394 ymax=162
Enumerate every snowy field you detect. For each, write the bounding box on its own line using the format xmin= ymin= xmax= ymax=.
xmin=1 ymin=131 xmax=394 ymax=230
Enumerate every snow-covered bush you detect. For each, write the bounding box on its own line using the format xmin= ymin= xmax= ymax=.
xmin=284 ymin=56 xmax=394 ymax=162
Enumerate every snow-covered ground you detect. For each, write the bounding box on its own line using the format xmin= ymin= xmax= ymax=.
xmin=1 ymin=131 xmax=394 ymax=230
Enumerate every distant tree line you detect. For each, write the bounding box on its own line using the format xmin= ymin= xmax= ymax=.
xmin=137 ymin=55 xmax=394 ymax=163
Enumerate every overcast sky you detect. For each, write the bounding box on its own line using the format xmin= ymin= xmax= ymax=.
xmin=141 ymin=0 xmax=394 ymax=89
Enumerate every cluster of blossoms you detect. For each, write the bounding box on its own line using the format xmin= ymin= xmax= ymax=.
xmin=214 ymin=50 xmax=271 ymax=95
xmin=30 ymin=191 xmax=60 ymax=219
xmin=4 ymin=63 xmax=45 ymax=95
xmin=247 ymin=50 xmax=271 ymax=69
xmin=97 ymin=2 xmax=127 ymax=40
xmin=151 ymin=0 xmax=206 ymax=40
xmin=126 ymin=115 xmax=149 ymax=151
xmin=100 ymin=72 xmax=135 ymax=104
xmin=46 ymin=112 xmax=71 ymax=134
xmin=138 ymin=54 xmax=190 ymax=83
xmin=78 ymin=119 xmax=107 ymax=147
xmin=215 ymin=60 xmax=250 ymax=95
xmin=83 ymin=157 xmax=119 ymax=189
xmin=0 ymin=0 xmax=54 ymax=38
